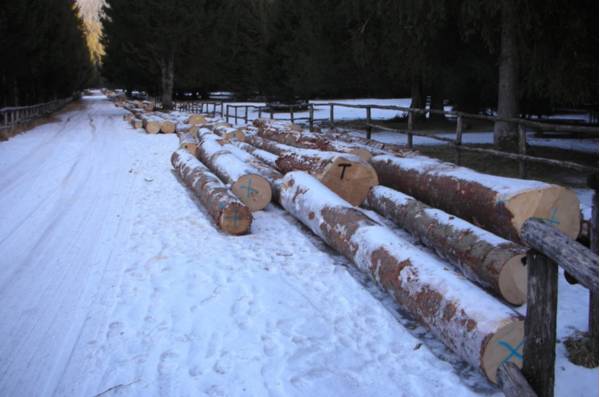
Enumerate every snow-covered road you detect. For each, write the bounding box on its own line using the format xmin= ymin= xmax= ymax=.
xmin=0 ymin=93 xmax=596 ymax=396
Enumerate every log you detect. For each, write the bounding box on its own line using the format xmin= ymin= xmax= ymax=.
xmin=171 ymin=149 xmax=252 ymax=235
xmin=252 ymin=118 xmax=388 ymax=160
xmin=158 ymin=118 xmax=176 ymax=134
xmin=247 ymin=135 xmax=379 ymax=206
xmin=278 ymin=171 xmax=524 ymax=383
xmin=130 ymin=118 xmax=143 ymax=129
xmin=123 ymin=113 xmax=135 ymax=122
xmin=365 ymin=185 xmax=528 ymax=305
xmin=178 ymin=133 xmax=197 ymax=154
xmin=497 ymin=362 xmax=537 ymax=397
xmin=176 ymin=123 xmax=199 ymax=137
xmin=371 ymin=154 xmax=581 ymax=243
xmin=214 ymin=124 xmax=246 ymax=142
xmin=325 ymin=129 xmax=410 ymax=154
xmin=187 ymin=114 xmax=206 ymax=125
xmin=230 ymin=141 xmax=279 ymax=169
xmin=141 ymin=116 xmax=161 ymax=134
xmin=196 ymin=133 xmax=272 ymax=211
xmin=521 ymin=218 xmax=598 ymax=292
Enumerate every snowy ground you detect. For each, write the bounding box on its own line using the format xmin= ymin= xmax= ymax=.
xmin=0 ymin=93 xmax=597 ymax=396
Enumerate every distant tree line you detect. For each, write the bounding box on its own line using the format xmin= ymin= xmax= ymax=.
xmin=0 ymin=1 xmax=92 ymax=107
xmin=101 ymin=0 xmax=597 ymax=148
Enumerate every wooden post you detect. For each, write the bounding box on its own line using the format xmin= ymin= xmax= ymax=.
xmin=309 ymin=105 xmax=314 ymax=131
xmin=330 ymin=104 xmax=334 ymax=129
xmin=234 ymin=106 xmax=238 ymax=125
xmin=226 ymin=105 xmax=230 ymax=123
xmin=366 ymin=106 xmax=372 ymax=139
xmin=258 ymin=107 xmax=262 ymax=119
xmin=518 ymin=124 xmax=528 ymax=178
xmin=523 ymin=250 xmax=558 ymax=397
xmin=213 ymin=103 xmax=217 ymax=117
xmin=244 ymin=106 xmax=249 ymax=123
xmin=270 ymin=110 xmax=274 ymax=120
xmin=407 ymin=111 xmax=414 ymax=148
xmin=589 ymin=172 xmax=598 ymax=359
xmin=455 ymin=115 xmax=463 ymax=165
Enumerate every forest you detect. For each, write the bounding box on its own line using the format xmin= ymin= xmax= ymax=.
xmin=0 ymin=1 xmax=92 ymax=107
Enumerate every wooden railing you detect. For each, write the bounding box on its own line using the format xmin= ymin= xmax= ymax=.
xmin=174 ymin=100 xmax=224 ymax=117
xmin=0 ymin=97 xmax=73 ymax=131
xmin=497 ymin=182 xmax=598 ymax=397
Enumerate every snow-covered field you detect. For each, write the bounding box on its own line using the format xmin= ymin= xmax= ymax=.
xmin=0 ymin=93 xmax=596 ymax=396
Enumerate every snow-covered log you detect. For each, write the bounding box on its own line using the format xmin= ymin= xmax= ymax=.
xmin=171 ymin=149 xmax=252 ymax=235
xmin=196 ymin=133 xmax=272 ymax=211
xmin=230 ymin=141 xmax=279 ymax=169
xmin=325 ymin=130 xmax=409 ymax=153
xmin=370 ymin=154 xmax=581 ymax=242
xmin=247 ymin=135 xmax=379 ymax=206
xmin=214 ymin=124 xmax=246 ymax=142
xmin=365 ymin=185 xmax=528 ymax=305
xmin=187 ymin=114 xmax=206 ymax=125
xmin=141 ymin=115 xmax=161 ymax=134
xmin=178 ymin=133 xmax=197 ymax=154
xmin=176 ymin=123 xmax=198 ymax=137
xmin=278 ymin=171 xmax=524 ymax=383
xmin=130 ymin=118 xmax=143 ymax=129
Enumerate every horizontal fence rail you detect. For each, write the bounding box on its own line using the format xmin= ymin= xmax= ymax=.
xmin=0 ymin=97 xmax=73 ymax=131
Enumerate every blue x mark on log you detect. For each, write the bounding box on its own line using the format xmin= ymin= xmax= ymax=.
xmin=225 ymin=208 xmax=241 ymax=227
xmin=546 ymin=208 xmax=560 ymax=225
xmin=240 ymin=177 xmax=258 ymax=198
xmin=497 ymin=339 xmax=524 ymax=364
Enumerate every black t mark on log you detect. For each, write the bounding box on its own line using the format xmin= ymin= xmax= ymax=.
xmin=338 ymin=163 xmax=352 ymax=180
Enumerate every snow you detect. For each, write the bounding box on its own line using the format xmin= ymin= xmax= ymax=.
xmin=575 ymin=188 xmax=595 ymax=221
xmin=0 ymin=92 xmax=595 ymax=396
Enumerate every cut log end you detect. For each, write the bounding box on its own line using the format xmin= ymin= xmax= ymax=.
xmin=481 ymin=320 xmax=524 ymax=383
xmin=161 ymin=121 xmax=176 ymax=134
xmin=219 ymin=203 xmax=253 ymax=235
xmin=231 ymin=174 xmax=272 ymax=211
xmin=181 ymin=143 xmax=197 ymax=154
xmin=498 ymin=254 xmax=528 ymax=306
xmin=317 ymin=156 xmax=379 ymax=206
xmin=187 ymin=114 xmax=206 ymax=125
xmin=144 ymin=121 xmax=160 ymax=134
xmin=507 ymin=186 xmax=581 ymax=240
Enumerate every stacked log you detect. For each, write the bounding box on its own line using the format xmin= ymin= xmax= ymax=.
xmin=178 ymin=133 xmax=197 ymax=154
xmin=230 ymin=141 xmax=279 ymax=169
xmin=187 ymin=114 xmax=206 ymax=125
xmin=141 ymin=115 xmax=161 ymax=134
xmin=130 ymin=118 xmax=143 ymax=129
xmin=371 ymin=154 xmax=581 ymax=242
xmin=214 ymin=125 xmax=246 ymax=142
xmin=171 ymin=149 xmax=252 ymax=235
xmin=278 ymin=171 xmax=524 ymax=383
xmin=196 ymin=132 xmax=272 ymax=211
xmin=325 ymin=130 xmax=409 ymax=154
xmin=176 ymin=123 xmax=199 ymax=137
xmin=365 ymin=185 xmax=528 ymax=305
xmin=246 ymin=135 xmax=378 ymax=206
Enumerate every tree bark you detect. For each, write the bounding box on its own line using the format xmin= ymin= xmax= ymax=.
xmin=370 ymin=154 xmax=581 ymax=243
xmin=278 ymin=171 xmax=524 ymax=383
xmin=494 ymin=1 xmax=520 ymax=151
xmin=160 ymin=53 xmax=175 ymax=110
xmin=365 ymin=185 xmax=528 ymax=305
xmin=171 ymin=149 xmax=252 ymax=235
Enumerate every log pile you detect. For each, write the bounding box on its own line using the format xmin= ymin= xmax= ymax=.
xmin=171 ymin=149 xmax=252 ymax=235
xmin=278 ymin=171 xmax=524 ymax=383
xmin=365 ymin=185 xmax=528 ymax=305
xmin=370 ymin=154 xmax=581 ymax=242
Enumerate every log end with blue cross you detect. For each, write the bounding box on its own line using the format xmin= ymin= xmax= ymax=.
xmin=481 ymin=319 xmax=524 ymax=384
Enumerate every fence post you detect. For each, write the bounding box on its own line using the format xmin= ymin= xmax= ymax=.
xmin=518 ymin=124 xmax=528 ymax=178
xmin=523 ymin=250 xmax=558 ymax=397
xmin=366 ymin=106 xmax=372 ymax=139
xmin=290 ymin=106 xmax=294 ymax=123
xmin=213 ymin=103 xmax=216 ymax=117
xmin=258 ymin=107 xmax=262 ymax=119
xmin=454 ymin=115 xmax=463 ymax=165
xmin=589 ymin=172 xmax=599 ymax=358
xmin=244 ymin=106 xmax=249 ymax=124
xmin=226 ymin=105 xmax=230 ymax=123
xmin=329 ymin=104 xmax=335 ymax=129
xmin=270 ymin=110 xmax=274 ymax=120
xmin=309 ymin=104 xmax=314 ymax=131
xmin=407 ymin=110 xmax=414 ymax=148
xmin=234 ymin=106 xmax=238 ymax=125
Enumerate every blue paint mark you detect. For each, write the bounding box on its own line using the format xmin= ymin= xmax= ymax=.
xmin=546 ymin=208 xmax=560 ymax=225
xmin=225 ymin=208 xmax=241 ymax=227
xmin=497 ymin=339 xmax=524 ymax=364
xmin=240 ymin=177 xmax=258 ymax=198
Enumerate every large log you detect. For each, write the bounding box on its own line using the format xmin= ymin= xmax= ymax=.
xmin=178 ymin=133 xmax=197 ymax=154
xmin=370 ymin=154 xmax=581 ymax=242
xmin=230 ymin=141 xmax=279 ymax=169
xmin=247 ymin=135 xmax=379 ymax=206
xmin=141 ymin=115 xmax=161 ymax=134
xmin=171 ymin=149 xmax=252 ymax=235
xmin=196 ymin=132 xmax=272 ymax=211
xmin=187 ymin=114 xmax=206 ymax=125
xmin=365 ymin=185 xmax=528 ymax=305
xmin=130 ymin=118 xmax=143 ymax=129
xmin=278 ymin=171 xmax=524 ymax=383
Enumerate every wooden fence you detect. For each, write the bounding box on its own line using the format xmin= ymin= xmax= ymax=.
xmin=0 ymin=97 xmax=73 ymax=132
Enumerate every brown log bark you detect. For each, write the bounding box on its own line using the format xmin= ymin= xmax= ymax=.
xmin=370 ymin=154 xmax=581 ymax=243
xmin=247 ymin=135 xmax=378 ymax=206
xmin=171 ymin=149 xmax=252 ymax=235
xmin=279 ymin=171 xmax=524 ymax=383
xmin=196 ymin=132 xmax=272 ymax=211
xmin=365 ymin=185 xmax=528 ymax=305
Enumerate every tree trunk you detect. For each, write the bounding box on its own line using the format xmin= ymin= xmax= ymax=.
xmin=365 ymin=185 xmax=528 ymax=305
xmin=278 ymin=171 xmax=524 ymax=383
xmin=494 ymin=1 xmax=520 ymax=151
xmin=171 ymin=149 xmax=252 ymax=235
xmin=160 ymin=54 xmax=175 ymax=110
xmin=370 ymin=154 xmax=581 ymax=243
